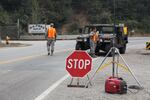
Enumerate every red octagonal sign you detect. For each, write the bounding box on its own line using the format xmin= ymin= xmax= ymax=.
xmin=66 ymin=50 xmax=92 ymax=77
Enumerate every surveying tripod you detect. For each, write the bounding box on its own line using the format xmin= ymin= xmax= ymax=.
xmin=85 ymin=46 xmax=143 ymax=89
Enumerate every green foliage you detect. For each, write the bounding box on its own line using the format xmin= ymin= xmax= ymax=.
xmin=0 ymin=0 xmax=150 ymax=33
xmin=68 ymin=23 xmax=79 ymax=34
xmin=0 ymin=6 xmax=12 ymax=24
xmin=31 ymin=0 xmax=40 ymax=24
xmin=87 ymin=0 xmax=112 ymax=23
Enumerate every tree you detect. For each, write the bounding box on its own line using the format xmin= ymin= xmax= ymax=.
xmin=0 ymin=0 xmax=150 ymax=33
xmin=0 ymin=6 xmax=11 ymax=25
xmin=31 ymin=0 xmax=40 ymax=24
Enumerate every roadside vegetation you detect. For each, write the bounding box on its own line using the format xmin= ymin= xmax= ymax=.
xmin=0 ymin=0 xmax=150 ymax=34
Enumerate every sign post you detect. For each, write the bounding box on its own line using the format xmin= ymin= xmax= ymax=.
xmin=66 ymin=50 xmax=92 ymax=87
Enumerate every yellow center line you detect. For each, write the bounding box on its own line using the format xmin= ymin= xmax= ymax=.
xmin=0 ymin=49 xmax=74 ymax=65
xmin=0 ymin=54 xmax=44 ymax=65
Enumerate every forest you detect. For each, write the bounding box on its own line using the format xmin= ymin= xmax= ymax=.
xmin=0 ymin=0 xmax=150 ymax=34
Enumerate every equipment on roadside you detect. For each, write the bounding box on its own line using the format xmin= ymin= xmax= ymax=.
xmin=105 ymin=76 xmax=127 ymax=94
xmin=85 ymin=47 xmax=143 ymax=92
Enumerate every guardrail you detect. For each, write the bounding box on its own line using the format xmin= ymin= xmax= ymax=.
xmin=19 ymin=35 xmax=80 ymax=40
xmin=15 ymin=34 xmax=150 ymax=40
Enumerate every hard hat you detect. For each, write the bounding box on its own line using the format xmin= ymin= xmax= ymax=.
xmin=50 ymin=23 xmax=54 ymax=26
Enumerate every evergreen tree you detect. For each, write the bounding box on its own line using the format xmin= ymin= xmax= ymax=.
xmin=0 ymin=0 xmax=150 ymax=33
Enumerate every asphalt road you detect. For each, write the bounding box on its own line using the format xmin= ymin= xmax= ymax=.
xmin=0 ymin=37 xmax=150 ymax=100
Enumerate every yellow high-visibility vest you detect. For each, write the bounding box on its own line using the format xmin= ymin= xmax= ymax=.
xmin=123 ymin=27 xmax=128 ymax=35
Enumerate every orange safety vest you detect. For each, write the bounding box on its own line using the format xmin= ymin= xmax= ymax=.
xmin=47 ymin=27 xmax=56 ymax=38
xmin=92 ymin=32 xmax=99 ymax=43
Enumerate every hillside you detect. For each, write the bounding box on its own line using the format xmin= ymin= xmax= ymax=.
xmin=0 ymin=0 xmax=150 ymax=34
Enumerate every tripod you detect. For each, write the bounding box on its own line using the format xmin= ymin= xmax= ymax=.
xmin=85 ymin=47 xmax=143 ymax=89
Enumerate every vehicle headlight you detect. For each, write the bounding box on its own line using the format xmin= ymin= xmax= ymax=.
xmin=99 ymin=39 xmax=103 ymax=42
xmin=84 ymin=38 xmax=87 ymax=42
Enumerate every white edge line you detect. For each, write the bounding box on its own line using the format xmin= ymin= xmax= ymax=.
xmin=34 ymin=54 xmax=98 ymax=100
xmin=34 ymin=74 xmax=69 ymax=100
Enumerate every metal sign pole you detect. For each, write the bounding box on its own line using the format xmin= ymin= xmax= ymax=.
xmin=112 ymin=0 xmax=116 ymax=77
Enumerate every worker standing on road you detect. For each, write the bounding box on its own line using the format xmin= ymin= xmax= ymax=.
xmin=123 ymin=25 xmax=128 ymax=43
xmin=46 ymin=23 xmax=57 ymax=56
xmin=89 ymin=27 xmax=98 ymax=57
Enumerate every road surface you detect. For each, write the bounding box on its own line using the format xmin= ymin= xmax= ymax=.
xmin=0 ymin=37 xmax=150 ymax=100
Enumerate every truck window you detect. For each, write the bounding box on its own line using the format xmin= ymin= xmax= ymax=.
xmin=102 ymin=27 xmax=114 ymax=34
xmin=84 ymin=27 xmax=90 ymax=34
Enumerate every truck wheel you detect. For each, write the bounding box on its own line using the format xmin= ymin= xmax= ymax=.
xmin=119 ymin=45 xmax=126 ymax=54
xmin=95 ymin=47 xmax=99 ymax=54
xmin=75 ymin=43 xmax=82 ymax=50
xmin=105 ymin=44 xmax=113 ymax=56
xmin=105 ymin=45 xmax=111 ymax=53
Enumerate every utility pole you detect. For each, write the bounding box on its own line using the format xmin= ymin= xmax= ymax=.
xmin=0 ymin=26 xmax=2 ymax=44
xmin=17 ymin=19 xmax=20 ymax=39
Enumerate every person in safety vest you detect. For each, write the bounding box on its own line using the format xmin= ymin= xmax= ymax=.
xmin=89 ymin=27 xmax=99 ymax=57
xmin=123 ymin=26 xmax=128 ymax=43
xmin=46 ymin=23 xmax=57 ymax=56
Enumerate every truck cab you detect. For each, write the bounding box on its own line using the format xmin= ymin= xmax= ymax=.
xmin=75 ymin=24 xmax=128 ymax=54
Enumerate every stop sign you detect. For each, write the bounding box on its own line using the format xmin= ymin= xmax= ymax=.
xmin=66 ymin=50 xmax=92 ymax=77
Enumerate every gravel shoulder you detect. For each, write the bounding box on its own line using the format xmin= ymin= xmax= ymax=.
xmin=44 ymin=48 xmax=150 ymax=100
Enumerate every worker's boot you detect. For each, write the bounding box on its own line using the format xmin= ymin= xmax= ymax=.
xmin=48 ymin=52 xmax=50 ymax=56
xmin=51 ymin=50 xmax=54 ymax=56
xmin=48 ymin=50 xmax=50 ymax=56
